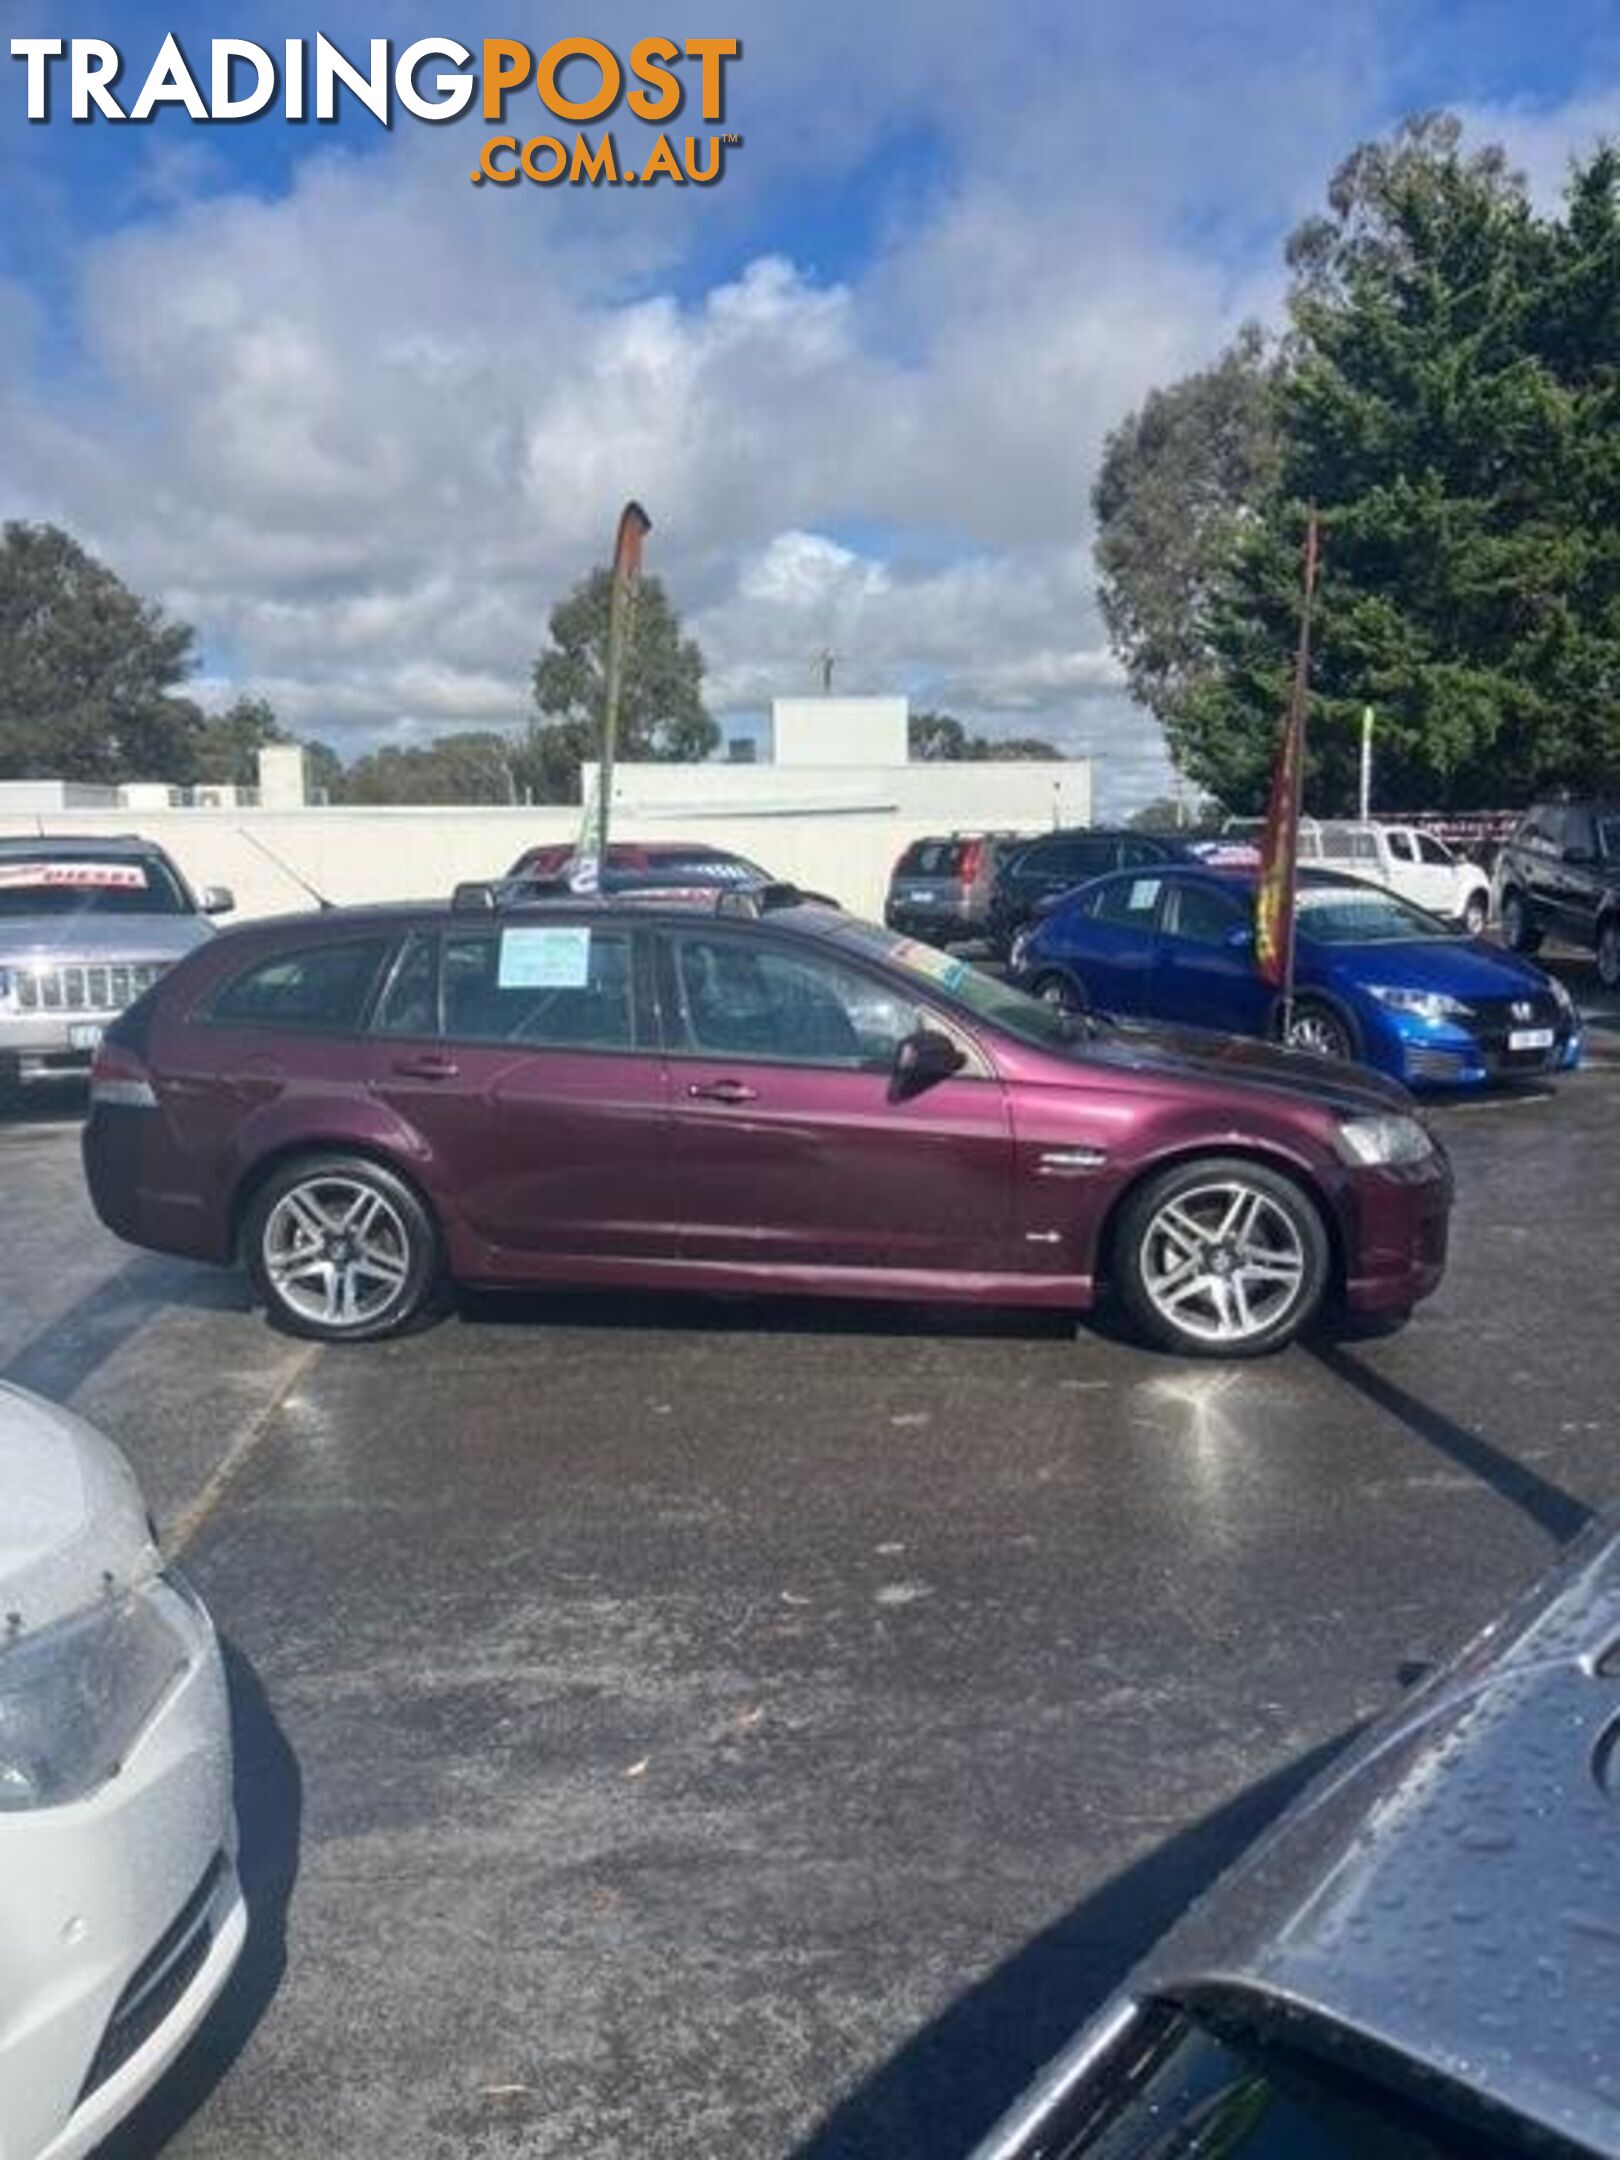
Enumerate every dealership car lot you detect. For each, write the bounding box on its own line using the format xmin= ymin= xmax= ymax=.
xmin=0 ymin=1009 xmax=1616 ymax=2159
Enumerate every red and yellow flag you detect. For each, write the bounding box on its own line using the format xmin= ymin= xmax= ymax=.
xmin=1254 ymin=513 xmax=1321 ymax=989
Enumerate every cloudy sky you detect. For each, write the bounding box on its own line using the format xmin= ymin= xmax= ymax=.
xmin=2 ymin=2 xmax=1617 ymax=811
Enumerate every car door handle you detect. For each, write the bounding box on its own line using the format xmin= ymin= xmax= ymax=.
xmin=391 ymin=1054 xmax=460 ymax=1081
xmin=687 ymin=1079 xmax=758 ymax=1103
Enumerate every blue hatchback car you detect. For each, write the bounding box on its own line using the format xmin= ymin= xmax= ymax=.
xmin=1012 ymin=865 xmax=1582 ymax=1088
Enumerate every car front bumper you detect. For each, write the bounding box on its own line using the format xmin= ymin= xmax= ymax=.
xmin=0 ymin=1580 xmax=245 ymax=2160
xmin=1369 ymin=1007 xmax=1582 ymax=1089
xmin=1340 ymin=1148 xmax=1454 ymax=1315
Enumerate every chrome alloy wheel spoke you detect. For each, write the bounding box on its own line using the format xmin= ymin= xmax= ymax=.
xmin=265 ymin=1177 xmax=411 ymax=1330
xmin=1142 ymin=1181 xmax=1306 ymax=1343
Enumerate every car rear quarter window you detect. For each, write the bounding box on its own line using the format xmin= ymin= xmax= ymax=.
xmin=210 ymin=938 xmax=392 ymax=1033
xmin=442 ymin=926 xmax=636 ymax=1051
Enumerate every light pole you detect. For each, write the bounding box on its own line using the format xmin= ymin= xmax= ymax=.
xmin=1359 ymin=705 xmax=1374 ymax=821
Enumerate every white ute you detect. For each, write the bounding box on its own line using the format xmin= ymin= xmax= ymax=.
xmin=0 ymin=1383 xmax=245 ymax=2160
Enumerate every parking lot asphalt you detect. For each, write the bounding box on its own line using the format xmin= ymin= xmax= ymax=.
xmin=1 ymin=1010 xmax=1617 ymax=2159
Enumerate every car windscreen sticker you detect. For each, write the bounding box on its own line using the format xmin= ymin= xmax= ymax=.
xmin=0 ymin=860 xmax=149 ymax=890
xmin=1128 ymin=878 xmax=1162 ymax=909
xmin=498 ymin=926 xmax=592 ymax=989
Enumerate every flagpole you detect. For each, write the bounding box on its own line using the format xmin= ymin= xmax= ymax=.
xmin=574 ymin=502 xmax=651 ymax=890
xmin=1279 ymin=510 xmax=1321 ymax=1044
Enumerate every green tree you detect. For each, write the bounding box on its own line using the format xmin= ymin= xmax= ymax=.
xmin=195 ymin=694 xmax=288 ymax=788
xmin=1100 ymin=116 xmax=1620 ymax=812
xmin=1093 ymin=326 xmax=1280 ymax=742
xmin=0 ymin=522 xmax=203 ymax=783
xmin=343 ymin=731 xmax=518 ymax=805
xmin=908 ymin=708 xmax=1062 ymax=760
xmin=518 ymin=569 xmax=716 ymax=803
xmin=302 ymin=740 xmax=346 ymax=803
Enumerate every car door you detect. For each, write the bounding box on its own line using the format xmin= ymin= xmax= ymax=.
xmin=658 ymin=926 xmax=1012 ymax=1278
xmin=1551 ymin=805 xmax=1600 ymax=940
xmin=1061 ymin=872 xmax=1165 ymax=1015
xmin=1152 ymin=878 xmax=1271 ymax=1035
xmin=1521 ymin=808 xmax=1566 ymax=922
xmin=1016 ymin=835 xmax=1118 ymax=918
xmin=367 ymin=919 xmax=681 ymax=1261
xmin=1409 ymin=830 xmax=1465 ymax=917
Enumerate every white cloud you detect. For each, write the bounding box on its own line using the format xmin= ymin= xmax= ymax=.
xmin=2 ymin=5 xmax=1614 ymax=816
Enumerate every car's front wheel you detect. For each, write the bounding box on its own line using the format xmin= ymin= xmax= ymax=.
xmin=1461 ymin=892 xmax=1489 ymax=937
xmin=244 ymin=1154 xmax=441 ymax=1342
xmin=1501 ymin=889 xmax=1542 ymax=954
xmin=1113 ymin=1157 xmax=1331 ymax=1357
xmin=1282 ymin=997 xmax=1356 ymax=1061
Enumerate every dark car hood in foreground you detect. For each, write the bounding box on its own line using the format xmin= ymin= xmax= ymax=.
xmin=987 ymin=1520 xmax=1620 ymax=2158
xmin=1071 ymin=1017 xmax=1416 ymax=1118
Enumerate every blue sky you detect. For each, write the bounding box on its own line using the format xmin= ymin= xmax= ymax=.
xmin=3 ymin=2 xmax=1617 ymax=809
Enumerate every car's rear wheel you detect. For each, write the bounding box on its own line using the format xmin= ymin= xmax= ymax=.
xmin=1031 ymin=968 xmax=1087 ymax=1016
xmin=1282 ymin=997 xmax=1356 ymax=1061
xmin=244 ymin=1155 xmax=441 ymax=1342
xmin=1598 ymin=916 xmax=1620 ymax=992
xmin=1461 ymin=892 xmax=1489 ymax=937
xmin=1501 ymin=890 xmax=1542 ymax=954
xmin=1114 ymin=1157 xmax=1331 ymax=1357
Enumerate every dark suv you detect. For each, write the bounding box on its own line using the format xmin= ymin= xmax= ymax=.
xmin=82 ymin=888 xmax=1449 ymax=1358
xmin=986 ymin=828 xmax=1199 ymax=956
xmin=1494 ymin=801 xmax=1620 ymax=989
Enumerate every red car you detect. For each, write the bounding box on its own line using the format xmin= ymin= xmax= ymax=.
xmin=508 ymin=840 xmax=771 ymax=888
xmin=82 ymin=891 xmax=1451 ymax=1357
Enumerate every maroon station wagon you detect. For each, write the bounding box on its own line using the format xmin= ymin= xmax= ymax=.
xmin=81 ymin=891 xmax=1452 ymax=1357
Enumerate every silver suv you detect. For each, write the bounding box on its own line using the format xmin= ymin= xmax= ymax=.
xmin=0 ymin=836 xmax=231 ymax=1095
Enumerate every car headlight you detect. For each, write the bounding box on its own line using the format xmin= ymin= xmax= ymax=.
xmin=1008 ymin=930 xmax=1032 ymax=973
xmin=1366 ymin=984 xmax=1470 ymax=1022
xmin=1334 ymin=1113 xmax=1435 ymax=1168
xmin=0 ymin=1581 xmax=192 ymax=1811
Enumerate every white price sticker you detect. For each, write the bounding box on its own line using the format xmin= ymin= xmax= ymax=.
xmin=498 ymin=927 xmax=592 ymax=989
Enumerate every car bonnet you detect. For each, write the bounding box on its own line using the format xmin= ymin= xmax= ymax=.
xmin=0 ymin=1383 xmax=160 ymax=1633
xmin=1120 ymin=1518 xmax=1620 ymax=2153
xmin=1069 ymin=1019 xmax=1417 ymax=1119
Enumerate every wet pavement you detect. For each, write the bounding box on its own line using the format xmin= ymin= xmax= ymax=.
xmin=1 ymin=1037 xmax=1616 ymax=2159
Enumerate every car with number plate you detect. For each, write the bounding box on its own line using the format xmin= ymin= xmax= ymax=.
xmin=985 ymin=829 xmax=1206 ymax=956
xmin=1013 ymin=865 xmax=1581 ymax=1089
xmin=972 ymin=1517 xmax=1620 ymax=2160
xmin=0 ymin=838 xmax=232 ymax=1097
xmin=884 ymin=832 xmax=1027 ymax=947
xmin=0 ymin=1382 xmax=244 ymax=2160
xmin=81 ymin=889 xmax=1451 ymax=1358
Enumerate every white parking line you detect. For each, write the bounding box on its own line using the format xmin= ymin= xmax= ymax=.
xmin=168 ymin=1339 xmax=320 ymax=1556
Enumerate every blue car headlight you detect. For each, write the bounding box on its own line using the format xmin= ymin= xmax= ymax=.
xmin=1365 ymin=984 xmax=1470 ymax=1023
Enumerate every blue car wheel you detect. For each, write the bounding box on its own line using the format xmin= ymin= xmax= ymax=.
xmin=1283 ymin=996 xmax=1357 ymax=1062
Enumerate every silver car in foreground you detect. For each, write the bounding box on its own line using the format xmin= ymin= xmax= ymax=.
xmin=973 ymin=1523 xmax=1620 ymax=2159
xmin=0 ymin=837 xmax=231 ymax=1094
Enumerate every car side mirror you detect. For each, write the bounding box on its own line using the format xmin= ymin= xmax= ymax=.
xmin=1225 ymin=924 xmax=1254 ymax=950
xmin=200 ymin=885 xmax=235 ymax=915
xmin=890 ymin=1026 xmax=966 ymax=1100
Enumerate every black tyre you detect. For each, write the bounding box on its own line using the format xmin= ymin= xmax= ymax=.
xmin=1501 ymin=889 xmax=1542 ymax=954
xmin=1461 ymin=892 xmax=1489 ymax=937
xmin=1282 ymin=997 xmax=1357 ymax=1062
xmin=1031 ymin=968 xmax=1087 ymax=1016
xmin=1113 ymin=1155 xmax=1331 ymax=1358
xmin=243 ymin=1153 xmax=441 ymax=1343
xmin=1598 ymin=916 xmax=1620 ymax=993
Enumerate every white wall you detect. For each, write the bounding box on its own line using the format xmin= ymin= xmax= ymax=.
xmin=0 ymin=797 xmax=1077 ymax=921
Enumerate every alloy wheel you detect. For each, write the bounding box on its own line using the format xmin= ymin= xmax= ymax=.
xmin=1286 ymin=1006 xmax=1351 ymax=1059
xmin=262 ymin=1175 xmax=413 ymax=1332
xmin=1139 ymin=1180 xmax=1308 ymax=1347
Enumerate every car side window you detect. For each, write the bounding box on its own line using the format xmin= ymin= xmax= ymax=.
xmin=1090 ymin=876 xmax=1164 ymax=932
xmin=1030 ymin=838 xmax=1111 ymax=880
xmin=1118 ymin=838 xmax=1166 ymax=868
xmin=210 ymin=938 xmax=391 ymax=1033
xmin=373 ymin=931 xmax=440 ymax=1037
xmin=1416 ymin=833 xmax=1452 ymax=865
xmin=441 ymin=926 xmax=636 ymax=1051
xmin=668 ymin=935 xmax=922 ymax=1069
xmin=1386 ymin=830 xmax=1416 ymax=862
xmin=1166 ymin=881 xmax=1244 ymax=943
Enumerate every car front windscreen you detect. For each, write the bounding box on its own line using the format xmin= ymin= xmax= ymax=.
xmin=1295 ymin=887 xmax=1455 ymax=946
xmin=834 ymin=920 xmax=1080 ymax=1049
xmin=0 ymin=855 xmax=191 ymax=918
